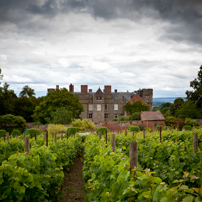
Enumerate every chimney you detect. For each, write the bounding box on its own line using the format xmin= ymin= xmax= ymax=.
xmin=81 ymin=85 xmax=88 ymax=93
xmin=69 ymin=84 xmax=74 ymax=92
xmin=114 ymin=89 xmax=117 ymax=93
xmin=56 ymin=85 xmax=59 ymax=90
xmin=89 ymin=89 xmax=92 ymax=93
xmin=104 ymin=85 xmax=111 ymax=93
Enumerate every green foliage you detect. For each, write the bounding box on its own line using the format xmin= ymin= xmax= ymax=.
xmin=26 ymin=128 xmax=44 ymax=138
xmin=11 ymin=129 xmax=21 ymax=137
xmin=112 ymin=118 xmax=118 ymax=121
xmin=0 ymin=135 xmax=83 ymax=201
xmin=47 ymin=124 xmax=67 ymax=134
xmin=160 ymin=102 xmax=172 ymax=110
xmin=144 ymin=127 xmax=152 ymax=132
xmin=129 ymin=112 xmax=140 ymax=120
xmin=50 ymin=107 xmax=73 ymax=124
xmin=176 ymin=100 xmax=202 ymax=119
xmin=0 ymin=129 xmax=6 ymax=137
xmin=82 ymin=119 xmax=95 ymax=131
xmin=96 ymin=127 xmax=109 ymax=135
xmin=161 ymin=106 xmax=171 ymax=117
xmin=0 ymin=83 xmax=17 ymax=115
xmin=0 ymin=114 xmax=27 ymax=133
xmin=128 ymin=125 xmax=140 ymax=132
xmin=118 ymin=116 xmax=130 ymax=121
xmin=67 ymin=127 xmax=77 ymax=137
xmin=185 ymin=118 xmax=199 ymax=127
xmin=183 ymin=125 xmax=192 ymax=131
xmin=71 ymin=119 xmax=95 ymax=131
xmin=33 ymin=88 xmax=84 ymax=124
xmin=186 ymin=65 xmax=202 ymax=114
xmin=124 ymin=101 xmax=148 ymax=115
xmin=170 ymin=97 xmax=184 ymax=116
xmin=155 ymin=125 xmax=163 ymax=131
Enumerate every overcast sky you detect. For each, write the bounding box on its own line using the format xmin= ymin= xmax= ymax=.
xmin=0 ymin=0 xmax=202 ymax=98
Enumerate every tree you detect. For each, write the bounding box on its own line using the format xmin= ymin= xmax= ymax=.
xmin=50 ymin=107 xmax=73 ymax=124
xmin=0 ymin=67 xmax=3 ymax=85
xmin=170 ymin=97 xmax=184 ymax=116
xmin=14 ymin=96 xmax=39 ymax=122
xmin=124 ymin=101 xmax=148 ymax=115
xmin=175 ymin=100 xmax=202 ymax=120
xmin=0 ymin=83 xmax=17 ymax=115
xmin=33 ymin=88 xmax=84 ymax=124
xmin=186 ymin=65 xmax=202 ymax=114
xmin=19 ymin=85 xmax=35 ymax=97
xmin=160 ymin=102 xmax=172 ymax=110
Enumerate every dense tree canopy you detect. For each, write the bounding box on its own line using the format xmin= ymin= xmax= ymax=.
xmin=124 ymin=101 xmax=148 ymax=115
xmin=186 ymin=65 xmax=202 ymax=114
xmin=170 ymin=97 xmax=184 ymax=116
xmin=33 ymin=88 xmax=84 ymax=124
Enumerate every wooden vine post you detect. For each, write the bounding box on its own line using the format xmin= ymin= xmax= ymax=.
xmin=125 ymin=130 xmax=127 ymax=136
xmin=193 ymin=133 xmax=198 ymax=154
xmin=130 ymin=141 xmax=138 ymax=177
xmin=25 ymin=137 xmax=30 ymax=154
xmin=143 ymin=130 xmax=145 ymax=139
xmin=99 ymin=131 xmax=102 ymax=140
xmin=6 ymin=132 xmax=9 ymax=141
xmin=132 ymin=131 xmax=134 ymax=137
xmin=159 ymin=127 xmax=162 ymax=142
xmin=105 ymin=129 xmax=107 ymax=148
xmin=54 ymin=134 xmax=57 ymax=142
xmin=46 ymin=132 xmax=48 ymax=146
xmin=111 ymin=133 xmax=116 ymax=152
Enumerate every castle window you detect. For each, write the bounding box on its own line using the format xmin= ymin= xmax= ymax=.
xmin=88 ymin=113 xmax=93 ymax=119
xmin=114 ymin=113 xmax=118 ymax=118
xmin=89 ymin=104 xmax=93 ymax=111
xmin=97 ymin=104 xmax=101 ymax=111
xmin=114 ymin=104 xmax=118 ymax=110
xmin=104 ymin=113 xmax=108 ymax=119
xmin=105 ymin=104 xmax=108 ymax=110
xmin=97 ymin=96 xmax=102 ymax=100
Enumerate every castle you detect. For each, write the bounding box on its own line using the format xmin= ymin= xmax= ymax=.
xmin=48 ymin=84 xmax=153 ymax=123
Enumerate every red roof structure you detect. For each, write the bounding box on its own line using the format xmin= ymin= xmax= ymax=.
xmin=141 ymin=111 xmax=165 ymax=121
xmin=129 ymin=94 xmax=147 ymax=105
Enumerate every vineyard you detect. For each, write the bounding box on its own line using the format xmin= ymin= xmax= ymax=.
xmin=0 ymin=129 xmax=202 ymax=202
xmin=0 ymin=133 xmax=83 ymax=202
xmin=83 ymin=129 xmax=202 ymax=202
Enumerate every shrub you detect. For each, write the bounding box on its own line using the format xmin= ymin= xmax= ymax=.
xmin=112 ymin=118 xmax=118 ymax=121
xmin=185 ymin=118 xmax=199 ymax=127
xmin=118 ymin=116 xmax=129 ymax=121
xmin=183 ymin=125 xmax=192 ymax=131
xmin=129 ymin=112 xmax=140 ymax=120
xmin=96 ymin=127 xmax=109 ymax=135
xmin=155 ymin=126 xmax=163 ymax=131
xmin=47 ymin=124 xmax=67 ymax=135
xmin=67 ymin=127 xmax=77 ymax=137
xmin=0 ymin=114 xmax=27 ymax=133
xmin=71 ymin=119 xmax=84 ymax=131
xmin=128 ymin=126 xmax=140 ymax=132
xmin=26 ymin=129 xmax=44 ymax=138
xmin=0 ymin=130 xmax=6 ymax=138
xmin=144 ymin=127 xmax=151 ymax=132
xmin=82 ymin=119 xmax=95 ymax=131
xmin=11 ymin=129 xmax=21 ymax=137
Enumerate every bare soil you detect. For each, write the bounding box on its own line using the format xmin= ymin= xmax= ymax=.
xmin=60 ymin=150 xmax=87 ymax=202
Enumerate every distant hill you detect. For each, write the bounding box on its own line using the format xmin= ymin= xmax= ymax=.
xmin=153 ymin=97 xmax=185 ymax=108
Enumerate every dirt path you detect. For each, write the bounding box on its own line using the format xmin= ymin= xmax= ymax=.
xmin=60 ymin=150 xmax=86 ymax=202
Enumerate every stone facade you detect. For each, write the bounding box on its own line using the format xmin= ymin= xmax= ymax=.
xmin=47 ymin=84 xmax=153 ymax=123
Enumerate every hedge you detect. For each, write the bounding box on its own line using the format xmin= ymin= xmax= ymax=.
xmin=26 ymin=129 xmax=44 ymax=138
xmin=67 ymin=127 xmax=77 ymax=137
xmin=11 ymin=129 xmax=21 ymax=137
xmin=96 ymin=127 xmax=109 ymax=135
xmin=0 ymin=130 xmax=6 ymax=138
xmin=128 ymin=126 xmax=140 ymax=132
xmin=183 ymin=125 xmax=192 ymax=131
